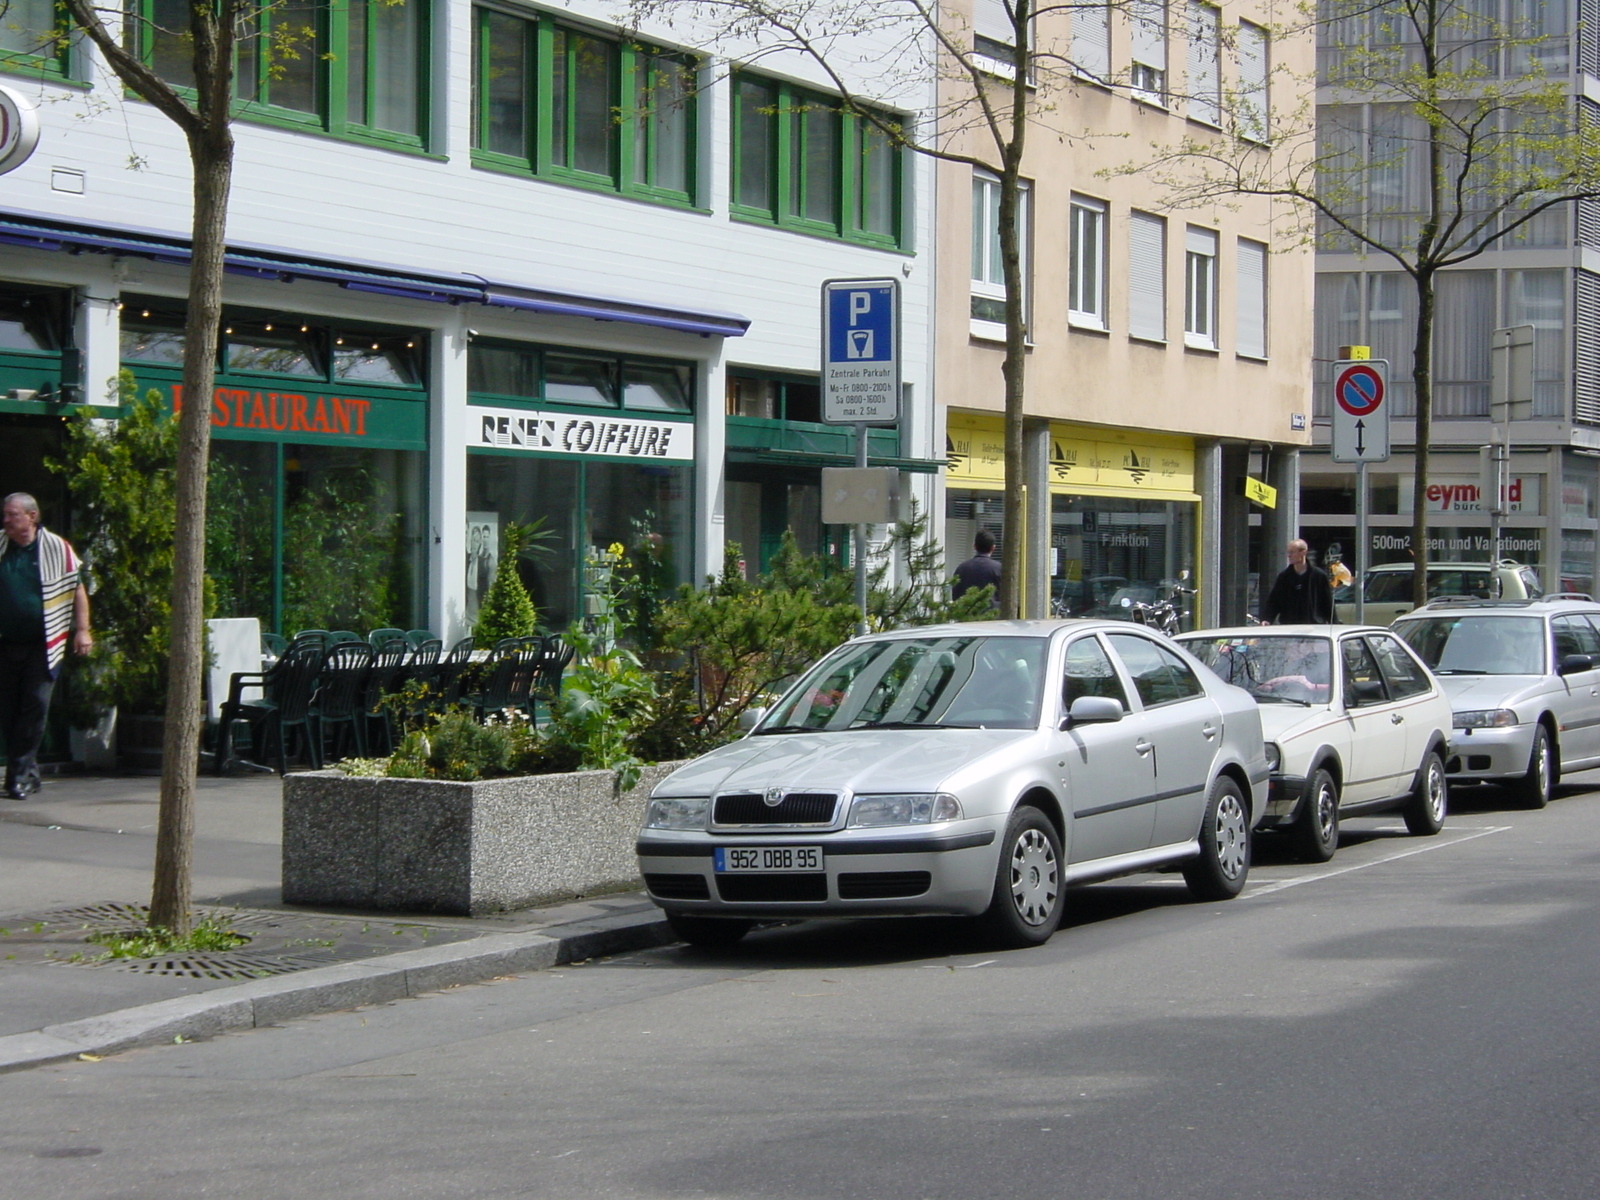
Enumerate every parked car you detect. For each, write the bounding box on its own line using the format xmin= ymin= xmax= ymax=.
xmin=637 ymin=621 xmax=1268 ymax=949
xmin=1336 ymin=560 xmax=1543 ymax=625
xmin=1392 ymin=596 xmax=1600 ymax=807
xmin=1177 ymin=626 xmax=1452 ymax=862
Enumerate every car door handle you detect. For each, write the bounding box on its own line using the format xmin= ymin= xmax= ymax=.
xmin=1135 ymin=739 xmax=1154 ymax=756
xmin=1201 ymin=723 xmax=1218 ymax=739
xmin=1391 ymin=713 xmax=1405 ymax=724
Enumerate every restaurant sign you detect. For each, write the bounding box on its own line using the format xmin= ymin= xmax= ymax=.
xmin=158 ymin=380 xmax=427 ymax=448
xmin=470 ymin=404 xmax=694 ymax=463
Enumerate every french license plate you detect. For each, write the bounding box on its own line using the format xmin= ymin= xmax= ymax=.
xmin=714 ymin=846 xmax=824 ymax=873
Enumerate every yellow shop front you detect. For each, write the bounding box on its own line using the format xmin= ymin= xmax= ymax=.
xmin=944 ymin=412 xmax=1201 ymax=629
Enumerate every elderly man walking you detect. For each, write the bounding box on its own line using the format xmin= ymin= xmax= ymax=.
xmin=0 ymin=493 xmax=91 ymax=799
xmin=1261 ymin=538 xmax=1335 ymax=626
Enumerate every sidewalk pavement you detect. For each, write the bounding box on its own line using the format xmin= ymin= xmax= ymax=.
xmin=0 ymin=770 xmax=677 ymax=1073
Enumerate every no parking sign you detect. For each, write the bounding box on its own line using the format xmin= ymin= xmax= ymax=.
xmin=1331 ymin=359 xmax=1390 ymax=463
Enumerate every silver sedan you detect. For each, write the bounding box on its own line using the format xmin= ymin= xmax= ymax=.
xmin=636 ymin=620 xmax=1269 ymax=949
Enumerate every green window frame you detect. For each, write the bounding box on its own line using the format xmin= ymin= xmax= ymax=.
xmin=134 ymin=0 xmax=430 ymax=151
xmin=470 ymin=5 xmax=698 ymax=207
xmin=730 ymin=71 xmax=905 ymax=250
xmin=467 ymin=337 xmax=696 ymax=416
xmin=1 ymin=0 xmax=73 ymax=78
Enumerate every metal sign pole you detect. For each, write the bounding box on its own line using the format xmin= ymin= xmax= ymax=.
xmin=1355 ymin=459 xmax=1368 ymax=625
xmin=855 ymin=422 xmax=868 ymax=637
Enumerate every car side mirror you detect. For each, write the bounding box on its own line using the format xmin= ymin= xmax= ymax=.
xmin=1062 ymin=695 xmax=1124 ymax=728
xmin=1559 ymin=654 xmax=1593 ymax=677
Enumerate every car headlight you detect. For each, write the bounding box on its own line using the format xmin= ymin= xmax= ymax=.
xmin=1264 ymin=742 xmax=1281 ymax=772
xmin=847 ymin=793 xmax=964 ymax=828
xmin=1453 ymin=709 xmax=1519 ymax=729
xmin=644 ymin=797 xmax=710 ymax=830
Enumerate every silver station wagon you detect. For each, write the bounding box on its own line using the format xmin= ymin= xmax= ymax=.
xmin=636 ymin=621 xmax=1268 ymax=950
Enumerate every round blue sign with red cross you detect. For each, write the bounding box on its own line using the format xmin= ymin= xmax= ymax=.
xmin=1335 ymin=363 xmax=1385 ymax=416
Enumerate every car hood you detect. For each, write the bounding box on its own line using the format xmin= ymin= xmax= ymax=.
xmin=1433 ymin=674 xmax=1548 ymax=708
xmin=653 ymin=728 xmax=1032 ymax=797
xmin=1255 ymin=702 xmax=1344 ymax=746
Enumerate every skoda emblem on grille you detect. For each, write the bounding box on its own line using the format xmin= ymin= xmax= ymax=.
xmin=763 ymin=787 xmax=785 ymax=808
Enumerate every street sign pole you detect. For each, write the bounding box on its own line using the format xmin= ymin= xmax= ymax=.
xmin=1331 ymin=356 xmax=1389 ymax=622
xmin=1489 ymin=325 xmax=1535 ymax=592
xmin=1355 ymin=459 xmax=1368 ymax=624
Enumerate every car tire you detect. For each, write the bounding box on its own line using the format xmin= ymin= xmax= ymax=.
xmin=665 ymin=913 xmax=754 ymax=949
xmin=977 ymin=806 xmax=1064 ymax=949
xmin=1293 ymin=768 xmax=1340 ymax=863
xmin=1403 ymin=750 xmax=1448 ymax=835
xmin=1510 ymin=725 xmax=1553 ymax=810
xmin=1182 ymin=776 xmax=1251 ymax=901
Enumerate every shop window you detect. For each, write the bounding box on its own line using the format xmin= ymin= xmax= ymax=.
xmin=137 ymin=0 xmax=429 ymax=150
xmin=0 ymin=284 xmax=70 ymax=354
xmin=118 ymin=305 xmax=186 ymax=365
xmin=731 ymin=71 xmax=905 ymax=249
xmin=333 ymin=331 xmax=424 ymax=386
xmin=1 ymin=0 xmax=71 ymax=76
xmin=226 ymin=320 xmax=324 ymax=379
xmin=725 ymin=372 xmax=820 ymax=423
xmin=624 ymin=362 xmax=692 ymax=414
xmin=545 ymin=354 xmax=618 ymax=407
xmin=1047 ymin=494 xmax=1197 ymax=630
xmin=469 ymin=342 xmax=540 ymax=398
xmin=469 ymin=339 xmax=695 ymax=415
xmin=471 ymin=6 xmax=697 ymax=206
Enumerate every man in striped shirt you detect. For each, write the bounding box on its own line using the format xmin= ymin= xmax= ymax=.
xmin=0 ymin=493 xmax=91 ymax=800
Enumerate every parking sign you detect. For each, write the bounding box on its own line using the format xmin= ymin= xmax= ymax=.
xmin=822 ymin=279 xmax=899 ymax=424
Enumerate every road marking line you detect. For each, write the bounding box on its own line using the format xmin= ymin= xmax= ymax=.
xmin=1243 ymin=825 xmax=1512 ymax=898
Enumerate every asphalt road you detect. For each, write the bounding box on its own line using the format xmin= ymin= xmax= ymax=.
xmin=3 ymin=778 xmax=1600 ymax=1200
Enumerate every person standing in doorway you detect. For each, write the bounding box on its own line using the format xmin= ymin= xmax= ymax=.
xmin=0 ymin=494 xmax=91 ymax=799
xmin=953 ymin=530 xmax=1003 ymax=609
xmin=1262 ymin=538 xmax=1335 ymax=625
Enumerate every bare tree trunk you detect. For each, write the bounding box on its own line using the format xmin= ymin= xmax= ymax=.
xmin=996 ymin=7 xmax=1031 ymax=620
xmin=1409 ymin=270 xmax=1435 ymax=612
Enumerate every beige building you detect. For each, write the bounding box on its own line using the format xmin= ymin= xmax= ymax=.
xmin=936 ymin=0 xmax=1314 ymax=625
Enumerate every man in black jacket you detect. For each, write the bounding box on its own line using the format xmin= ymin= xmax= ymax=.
xmin=1262 ymin=539 xmax=1335 ymax=625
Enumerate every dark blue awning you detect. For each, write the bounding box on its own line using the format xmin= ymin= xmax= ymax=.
xmin=0 ymin=208 xmax=751 ymax=338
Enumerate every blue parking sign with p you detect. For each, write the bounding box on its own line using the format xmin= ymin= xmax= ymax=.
xmin=822 ymin=278 xmax=900 ymax=424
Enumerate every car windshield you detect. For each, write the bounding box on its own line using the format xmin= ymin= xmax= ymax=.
xmin=1364 ymin=569 xmax=1491 ymax=603
xmin=757 ymin=635 xmax=1049 ymax=732
xmin=1181 ymin=635 xmax=1332 ymax=705
xmin=1395 ymin=616 xmax=1546 ymax=675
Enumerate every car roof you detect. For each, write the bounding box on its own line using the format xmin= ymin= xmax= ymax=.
xmin=855 ymin=618 xmax=1167 ymax=641
xmin=1393 ymin=597 xmax=1600 ymax=619
xmin=1177 ymin=625 xmax=1388 ymax=640
xmin=1366 ymin=561 xmax=1521 ymax=572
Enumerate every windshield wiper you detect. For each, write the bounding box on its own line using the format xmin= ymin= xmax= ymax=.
xmin=1254 ymin=694 xmax=1312 ymax=706
xmin=1434 ymin=668 xmax=1486 ymax=675
xmin=847 ymin=720 xmax=957 ymax=730
xmin=750 ymin=723 xmax=817 ymax=735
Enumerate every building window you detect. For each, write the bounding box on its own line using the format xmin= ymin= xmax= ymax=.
xmin=468 ymin=339 xmax=694 ymax=415
xmin=731 ymin=72 xmax=904 ymax=248
xmin=1186 ymin=3 xmax=1220 ymax=127
xmin=1184 ymin=226 xmax=1218 ymax=348
xmin=1236 ymin=21 xmax=1269 ymax=143
xmin=1069 ymin=195 xmax=1108 ymax=328
xmin=472 ymin=7 xmax=697 ymax=205
xmin=1130 ymin=0 xmax=1168 ymax=105
xmin=1 ymin=0 xmax=70 ymax=75
xmin=971 ymin=172 xmax=1030 ymax=333
xmin=137 ymin=0 xmax=429 ymax=148
xmin=1127 ymin=210 xmax=1167 ymax=342
xmin=1072 ymin=3 xmax=1110 ymax=81
xmin=1235 ymin=238 xmax=1267 ymax=358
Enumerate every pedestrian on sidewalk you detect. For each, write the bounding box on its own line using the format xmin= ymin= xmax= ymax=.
xmin=0 ymin=493 xmax=91 ymax=799
xmin=952 ymin=530 xmax=1002 ymax=609
xmin=1261 ymin=538 xmax=1335 ymax=625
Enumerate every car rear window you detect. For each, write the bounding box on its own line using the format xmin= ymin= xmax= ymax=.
xmin=1395 ymin=616 xmax=1546 ymax=675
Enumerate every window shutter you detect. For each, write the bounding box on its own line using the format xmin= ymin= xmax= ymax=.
xmin=1128 ymin=211 xmax=1166 ymax=341
xmin=1575 ymin=271 xmax=1600 ymax=424
xmin=1187 ymin=4 xmax=1219 ymax=125
xmin=974 ymin=0 xmax=1015 ymax=45
xmin=1073 ymin=4 xmax=1110 ymax=80
xmin=1237 ymin=22 xmax=1269 ymax=142
xmin=1130 ymin=0 xmax=1167 ymax=70
xmin=1235 ymin=239 xmax=1267 ymax=358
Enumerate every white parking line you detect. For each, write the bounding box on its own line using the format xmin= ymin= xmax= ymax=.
xmin=1242 ymin=825 xmax=1513 ymax=898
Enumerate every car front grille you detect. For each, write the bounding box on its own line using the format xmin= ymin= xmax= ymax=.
xmin=644 ymin=873 xmax=711 ymax=900
xmin=712 ymin=791 xmax=840 ymax=827
xmin=715 ymin=874 xmax=828 ymax=902
xmin=837 ymin=871 xmax=932 ymax=899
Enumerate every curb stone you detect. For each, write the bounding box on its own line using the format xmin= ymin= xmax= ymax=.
xmin=0 ymin=911 xmax=677 ymax=1074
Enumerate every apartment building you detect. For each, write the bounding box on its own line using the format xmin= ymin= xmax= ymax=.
xmin=937 ymin=0 xmax=1313 ymax=626
xmin=1307 ymin=2 xmax=1600 ymax=595
xmin=0 ymin=0 xmax=936 ymax=641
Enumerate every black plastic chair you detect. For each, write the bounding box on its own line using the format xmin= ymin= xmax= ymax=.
xmin=313 ymin=641 xmax=375 ymax=762
xmin=467 ymin=637 xmax=541 ymax=722
xmin=368 ymin=626 xmax=406 ymax=648
xmin=530 ymin=635 xmax=575 ymax=725
xmin=327 ymin=630 xmax=363 ymax=645
xmin=261 ymin=632 xmax=288 ymax=658
xmin=404 ymin=628 xmax=436 ymax=650
xmin=216 ymin=640 xmax=327 ymax=775
xmin=429 ymin=636 xmax=478 ymax=709
xmin=361 ymin=637 xmax=411 ymax=755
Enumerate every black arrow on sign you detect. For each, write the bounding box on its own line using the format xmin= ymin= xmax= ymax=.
xmin=1355 ymin=419 xmax=1367 ymax=455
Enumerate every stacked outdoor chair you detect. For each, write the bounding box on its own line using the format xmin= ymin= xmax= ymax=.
xmin=429 ymin=636 xmax=477 ymax=710
xmin=466 ymin=636 xmax=542 ymax=722
xmin=531 ymin=635 xmax=575 ymax=725
xmin=367 ymin=627 xmax=406 ymax=648
xmin=391 ymin=638 xmax=444 ymax=730
xmin=215 ymin=638 xmax=327 ymax=775
xmin=403 ymin=629 xmax=436 ymax=650
xmin=313 ymin=640 xmax=375 ymax=762
xmin=360 ymin=636 xmax=411 ymax=755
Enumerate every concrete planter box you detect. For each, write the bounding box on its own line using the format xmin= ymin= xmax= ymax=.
xmin=282 ymin=762 xmax=682 ymax=916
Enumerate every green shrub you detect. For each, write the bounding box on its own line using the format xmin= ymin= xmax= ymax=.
xmin=474 ymin=521 xmax=542 ymax=643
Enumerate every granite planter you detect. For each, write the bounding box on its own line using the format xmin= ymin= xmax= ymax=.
xmin=282 ymin=762 xmax=681 ymax=916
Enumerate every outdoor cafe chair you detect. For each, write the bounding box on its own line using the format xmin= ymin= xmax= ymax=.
xmin=403 ymin=628 xmax=436 ymax=650
xmin=429 ymin=636 xmax=477 ymax=709
xmin=313 ymin=640 xmax=375 ymax=762
xmin=467 ymin=637 xmax=541 ymax=722
xmin=361 ymin=637 xmax=411 ymax=755
xmin=215 ymin=639 xmax=326 ymax=775
xmin=530 ymin=635 xmax=575 ymax=725
xmin=327 ymin=630 xmax=364 ymax=645
xmin=367 ymin=627 xmax=406 ymax=648
xmin=261 ymin=631 xmax=288 ymax=658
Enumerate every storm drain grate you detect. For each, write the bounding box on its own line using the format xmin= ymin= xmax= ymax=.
xmin=112 ymin=953 xmax=331 ymax=980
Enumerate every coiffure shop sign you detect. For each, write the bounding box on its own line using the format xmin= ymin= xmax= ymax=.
xmin=0 ymin=85 xmax=42 ymax=177
xmin=470 ymin=405 xmax=693 ymax=462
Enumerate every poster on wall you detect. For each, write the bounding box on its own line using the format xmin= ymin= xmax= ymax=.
xmin=465 ymin=512 xmax=499 ymax=622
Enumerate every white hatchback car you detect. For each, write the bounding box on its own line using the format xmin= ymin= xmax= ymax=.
xmin=637 ymin=621 xmax=1268 ymax=950
xmin=1177 ymin=626 xmax=1453 ymax=861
